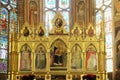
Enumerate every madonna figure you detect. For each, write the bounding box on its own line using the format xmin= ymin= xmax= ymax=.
xmin=55 ymin=18 xmax=63 ymax=28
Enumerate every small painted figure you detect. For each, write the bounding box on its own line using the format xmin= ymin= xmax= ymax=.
xmin=53 ymin=46 xmax=63 ymax=65
xmin=38 ymin=27 xmax=44 ymax=36
xmin=23 ymin=27 xmax=29 ymax=37
xmin=55 ymin=18 xmax=63 ymax=28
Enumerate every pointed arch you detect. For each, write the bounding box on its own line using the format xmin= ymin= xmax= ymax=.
xmin=35 ymin=44 xmax=46 ymax=69
xmin=71 ymin=44 xmax=82 ymax=70
xmin=86 ymin=44 xmax=97 ymax=71
xmin=29 ymin=0 xmax=38 ymax=25
xmin=86 ymin=44 xmax=97 ymax=52
xmin=20 ymin=44 xmax=32 ymax=71
xmin=50 ymin=39 xmax=67 ymax=48
xmin=20 ymin=43 xmax=31 ymax=52
xmin=50 ymin=39 xmax=67 ymax=67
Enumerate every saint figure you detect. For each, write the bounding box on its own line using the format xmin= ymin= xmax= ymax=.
xmin=71 ymin=45 xmax=82 ymax=69
xmin=38 ymin=27 xmax=44 ymax=36
xmin=20 ymin=45 xmax=31 ymax=70
xmin=23 ymin=27 xmax=29 ymax=37
xmin=54 ymin=46 xmax=63 ymax=65
xmin=87 ymin=52 xmax=96 ymax=70
xmin=35 ymin=46 xmax=46 ymax=69
xmin=55 ymin=18 xmax=63 ymax=28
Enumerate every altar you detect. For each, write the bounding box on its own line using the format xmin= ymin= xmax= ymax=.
xmin=7 ymin=10 xmax=106 ymax=80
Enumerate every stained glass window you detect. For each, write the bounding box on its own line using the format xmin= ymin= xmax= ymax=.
xmin=0 ymin=0 xmax=17 ymax=74
xmin=1 ymin=8 xmax=8 ymax=20
xmin=0 ymin=61 xmax=7 ymax=73
xmin=45 ymin=0 xmax=56 ymax=9
xmin=44 ymin=0 xmax=70 ymax=35
xmin=95 ymin=0 xmax=113 ymax=72
xmin=1 ymin=8 xmax=8 ymax=35
xmin=106 ymin=49 xmax=112 ymax=58
xmin=10 ymin=0 xmax=17 ymax=8
xmin=59 ymin=0 xmax=69 ymax=9
xmin=1 ymin=0 xmax=8 ymax=5
xmin=105 ymin=33 xmax=112 ymax=49
xmin=0 ymin=7 xmax=8 ymax=73
xmin=96 ymin=0 xmax=103 ymax=8
xmin=106 ymin=59 xmax=113 ymax=72
xmin=61 ymin=11 xmax=69 ymax=31
xmin=45 ymin=11 xmax=55 ymax=33
xmin=96 ymin=11 xmax=102 ymax=38
xmin=10 ymin=10 xmax=17 ymax=32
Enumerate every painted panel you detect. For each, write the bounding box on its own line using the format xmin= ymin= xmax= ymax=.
xmin=71 ymin=44 xmax=82 ymax=70
xmin=50 ymin=40 xmax=67 ymax=67
xmin=20 ymin=44 xmax=32 ymax=71
xmin=86 ymin=45 xmax=97 ymax=71
xmin=29 ymin=1 xmax=37 ymax=25
xmin=77 ymin=1 xmax=85 ymax=26
xmin=35 ymin=44 xmax=46 ymax=69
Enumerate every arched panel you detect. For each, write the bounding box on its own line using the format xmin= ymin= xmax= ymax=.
xmin=77 ymin=1 xmax=85 ymax=26
xmin=86 ymin=44 xmax=97 ymax=71
xmin=50 ymin=39 xmax=67 ymax=68
xmin=20 ymin=44 xmax=32 ymax=71
xmin=29 ymin=1 xmax=38 ymax=25
xmin=71 ymin=44 xmax=82 ymax=70
xmin=35 ymin=44 xmax=46 ymax=69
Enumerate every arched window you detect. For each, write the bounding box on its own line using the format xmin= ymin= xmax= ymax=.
xmin=0 ymin=0 xmax=17 ymax=74
xmin=95 ymin=0 xmax=113 ymax=72
xmin=44 ymin=0 xmax=70 ymax=35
